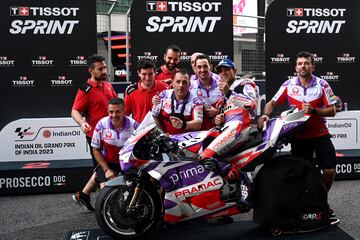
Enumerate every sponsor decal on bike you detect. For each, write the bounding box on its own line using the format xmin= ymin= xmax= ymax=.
xmin=169 ymin=165 xmax=205 ymax=184
xmin=174 ymin=177 xmax=222 ymax=198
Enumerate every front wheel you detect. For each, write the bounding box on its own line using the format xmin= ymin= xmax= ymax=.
xmin=95 ymin=185 xmax=161 ymax=239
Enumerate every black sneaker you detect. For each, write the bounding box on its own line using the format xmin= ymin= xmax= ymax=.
xmin=72 ymin=191 xmax=95 ymax=212
xmin=326 ymin=203 xmax=336 ymax=218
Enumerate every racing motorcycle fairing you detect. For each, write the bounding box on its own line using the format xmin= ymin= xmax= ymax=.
xmin=116 ymin=109 xmax=309 ymax=224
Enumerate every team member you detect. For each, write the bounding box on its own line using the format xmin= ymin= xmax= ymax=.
xmin=155 ymin=45 xmax=181 ymax=86
xmin=190 ymin=52 xmax=202 ymax=77
xmin=215 ymin=59 xmax=259 ymax=118
xmin=71 ymin=54 xmax=117 ymax=211
xmin=125 ymin=58 xmax=168 ymax=124
xmin=190 ymin=54 xmax=222 ymax=130
xmin=200 ymin=78 xmax=256 ymax=160
xmin=91 ymin=98 xmax=138 ymax=189
xmin=257 ymin=51 xmax=337 ymax=216
xmin=152 ymin=69 xmax=203 ymax=134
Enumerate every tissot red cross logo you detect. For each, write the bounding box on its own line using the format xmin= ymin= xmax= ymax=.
xmin=295 ymin=8 xmax=303 ymax=16
xmin=157 ymin=1 xmax=167 ymax=11
xmin=19 ymin=7 xmax=29 ymax=16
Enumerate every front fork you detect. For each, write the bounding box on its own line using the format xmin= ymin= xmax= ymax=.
xmin=128 ymin=183 xmax=142 ymax=209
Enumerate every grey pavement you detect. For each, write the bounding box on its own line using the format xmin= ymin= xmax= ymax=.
xmin=0 ymin=179 xmax=359 ymax=240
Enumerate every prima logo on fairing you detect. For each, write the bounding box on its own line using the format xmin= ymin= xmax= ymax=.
xmin=286 ymin=8 xmax=346 ymax=34
xmin=337 ymin=53 xmax=355 ymax=63
xmin=9 ymin=6 xmax=80 ymax=35
xmin=169 ymin=165 xmax=205 ymax=184
xmin=145 ymin=1 xmax=223 ymax=32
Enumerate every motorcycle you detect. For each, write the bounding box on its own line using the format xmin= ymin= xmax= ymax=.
xmin=95 ymin=108 xmax=327 ymax=238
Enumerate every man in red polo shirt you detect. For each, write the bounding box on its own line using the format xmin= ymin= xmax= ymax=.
xmin=71 ymin=54 xmax=117 ymax=211
xmin=155 ymin=45 xmax=181 ymax=86
xmin=125 ymin=58 xmax=168 ymax=124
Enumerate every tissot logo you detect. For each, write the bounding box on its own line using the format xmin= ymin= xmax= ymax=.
xmin=12 ymin=76 xmax=35 ymax=87
xmin=337 ymin=53 xmax=355 ymax=63
xmin=286 ymin=8 xmax=346 ymax=17
xmin=270 ymin=54 xmax=290 ymax=64
xmin=31 ymin=56 xmax=54 ymax=66
xmin=10 ymin=6 xmax=79 ymax=17
xmin=146 ymin=1 xmax=167 ymax=12
xmin=15 ymin=127 xmax=35 ymax=139
xmin=0 ymin=56 xmax=15 ymax=67
xmin=137 ymin=52 xmax=158 ymax=61
xmin=180 ymin=51 xmax=190 ymax=61
xmin=209 ymin=51 xmax=228 ymax=61
xmin=286 ymin=8 xmax=347 ymax=34
xmin=146 ymin=1 xmax=221 ymax=12
xmin=313 ymin=53 xmax=324 ymax=63
xmin=145 ymin=1 xmax=223 ymax=32
xmin=287 ymin=8 xmax=303 ymax=17
xmin=51 ymin=76 xmax=73 ymax=87
xmin=9 ymin=6 xmax=80 ymax=35
xmin=320 ymin=72 xmax=340 ymax=81
xmin=10 ymin=6 xmax=30 ymax=16
xmin=69 ymin=56 xmax=87 ymax=66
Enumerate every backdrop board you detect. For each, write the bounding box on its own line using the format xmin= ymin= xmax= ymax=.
xmin=0 ymin=0 xmax=96 ymax=163
xmin=0 ymin=0 xmax=96 ymax=195
xmin=265 ymin=0 xmax=360 ymax=114
xmin=130 ymin=0 xmax=233 ymax=82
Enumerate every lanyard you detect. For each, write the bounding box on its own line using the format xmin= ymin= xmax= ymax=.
xmin=171 ymin=91 xmax=188 ymax=117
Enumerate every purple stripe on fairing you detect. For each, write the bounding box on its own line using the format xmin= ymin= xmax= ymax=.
xmin=120 ymin=145 xmax=134 ymax=155
xmin=120 ymin=161 xmax=133 ymax=171
xmin=159 ymin=162 xmax=211 ymax=191
xmin=256 ymin=143 xmax=267 ymax=151
xmin=278 ymin=121 xmax=304 ymax=137
xmin=164 ymin=162 xmax=181 ymax=167
xmin=164 ymin=199 xmax=178 ymax=209
xmin=211 ymin=160 xmax=231 ymax=178
xmin=263 ymin=119 xmax=275 ymax=140
xmin=225 ymin=114 xmax=243 ymax=123
xmin=142 ymin=161 xmax=160 ymax=172
xmin=170 ymin=131 xmax=205 ymax=142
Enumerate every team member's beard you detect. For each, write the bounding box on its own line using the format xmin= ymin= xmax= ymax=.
xmin=95 ymin=74 xmax=107 ymax=81
xmin=166 ymin=63 xmax=177 ymax=71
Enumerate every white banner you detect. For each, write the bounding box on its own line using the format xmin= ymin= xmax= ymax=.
xmin=233 ymin=0 xmax=258 ymax=35
xmin=0 ymin=118 xmax=89 ymax=162
xmin=327 ymin=110 xmax=360 ymax=150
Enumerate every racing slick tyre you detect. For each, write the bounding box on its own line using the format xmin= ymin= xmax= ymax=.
xmin=95 ymin=185 xmax=161 ymax=239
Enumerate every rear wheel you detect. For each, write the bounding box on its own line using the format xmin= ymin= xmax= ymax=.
xmin=95 ymin=185 xmax=161 ymax=239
